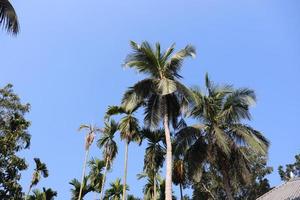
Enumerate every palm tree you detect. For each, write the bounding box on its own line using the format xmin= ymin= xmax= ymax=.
xmin=137 ymin=172 xmax=163 ymax=200
xmin=104 ymin=178 xmax=128 ymax=200
xmin=88 ymin=158 xmax=106 ymax=194
xmin=105 ymin=105 xmax=141 ymax=200
xmin=27 ymin=188 xmax=57 ymax=200
xmin=122 ymin=41 xmax=196 ymax=200
xmin=172 ymin=157 xmax=188 ymax=200
xmin=141 ymin=128 xmax=166 ymax=200
xmin=97 ymin=119 xmax=119 ymax=200
xmin=0 ymin=0 xmax=19 ymax=34
xmin=78 ymin=124 xmax=99 ymax=200
xmin=26 ymin=158 xmax=49 ymax=198
xmin=175 ymin=74 xmax=269 ymax=200
xmin=70 ymin=177 xmax=94 ymax=200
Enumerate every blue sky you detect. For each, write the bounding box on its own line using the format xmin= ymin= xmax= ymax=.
xmin=1 ymin=0 xmax=300 ymax=199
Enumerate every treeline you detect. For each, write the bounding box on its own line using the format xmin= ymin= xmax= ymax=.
xmin=1 ymin=42 xmax=300 ymax=200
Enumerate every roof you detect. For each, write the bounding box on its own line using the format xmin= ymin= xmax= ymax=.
xmin=257 ymin=177 xmax=300 ymax=200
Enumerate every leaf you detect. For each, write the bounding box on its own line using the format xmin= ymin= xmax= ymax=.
xmin=157 ymin=78 xmax=177 ymax=95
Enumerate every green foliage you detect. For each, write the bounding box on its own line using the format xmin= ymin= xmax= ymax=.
xmin=29 ymin=158 xmax=49 ymax=192
xmin=69 ymin=176 xmax=93 ymax=200
xmin=27 ymin=188 xmax=57 ymax=200
xmin=0 ymin=0 xmax=19 ymax=34
xmin=88 ymin=158 xmax=105 ymax=193
xmin=104 ymin=178 xmax=128 ymax=200
xmin=278 ymin=154 xmax=300 ymax=181
xmin=175 ymin=75 xmax=270 ymax=199
xmin=190 ymin=150 xmax=272 ymax=200
xmin=0 ymin=84 xmax=31 ymax=199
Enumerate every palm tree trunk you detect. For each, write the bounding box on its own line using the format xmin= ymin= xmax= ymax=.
xmin=25 ymin=185 xmax=32 ymax=200
xmin=78 ymin=148 xmax=89 ymax=200
xmin=122 ymin=140 xmax=129 ymax=200
xmin=179 ymin=183 xmax=183 ymax=200
xmin=153 ymin=172 xmax=157 ymax=200
xmin=163 ymin=108 xmax=172 ymax=200
xmin=100 ymin=157 xmax=109 ymax=200
xmin=222 ymin=171 xmax=234 ymax=200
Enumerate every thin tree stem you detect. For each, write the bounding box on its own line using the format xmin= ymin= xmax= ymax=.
xmin=153 ymin=171 xmax=157 ymax=200
xmin=179 ymin=183 xmax=183 ymax=200
xmin=78 ymin=148 xmax=89 ymax=200
xmin=100 ymin=157 xmax=109 ymax=200
xmin=122 ymin=140 xmax=129 ymax=200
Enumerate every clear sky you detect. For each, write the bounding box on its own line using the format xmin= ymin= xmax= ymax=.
xmin=1 ymin=0 xmax=300 ymax=199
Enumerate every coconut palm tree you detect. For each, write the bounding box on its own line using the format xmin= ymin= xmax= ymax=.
xmin=104 ymin=178 xmax=128 ymax=200
xmin=26 ymin=158 xmax=49 ymax=199
xmin=175 ymin=74 xmax=269 ymax=200
xmin=97 ymin=119 xmax=119 ymax=200
xmin=141 ymin=128 xmax=166 ymax=200
xmin=0 ymin=0 xmax=19 ymax=34
xmin=105 ymin=105 xmax=141 ymax=200
xmin=122 ymin=41 xmax=196 ymax=200
xmin=88 ymin=158 xmax=105 ymax=195
xmin=27 ymin=188 xmax=57 ymax=200
xmin=70 ymin=176 xmax=94 ymax=200
xmin=78 ymin=124 xmax=100 ymax=200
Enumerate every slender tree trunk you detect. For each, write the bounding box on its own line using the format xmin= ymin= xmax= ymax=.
xmin=78 ymin=148 xmax=89 ymax=200
xmin=163 ymin=107 xmax=172 ymax=200
xmin=222 ymin=171 xmax=234 ymax=200
xmin=179 ymin=183 xmax=183 ymax=200
xmin=153 ymin=172 xmax=157 ymax=200
xmin=122 ymin=140 xmax=129 ymax=200
xmin=25 ymin=185 xmax=32 ymax=200
xmin=100 ymin=157 xmax=109 ymax=200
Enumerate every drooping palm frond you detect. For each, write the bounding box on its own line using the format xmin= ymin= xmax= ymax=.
xmin=0 ymin=0 xmax=19 ymax=34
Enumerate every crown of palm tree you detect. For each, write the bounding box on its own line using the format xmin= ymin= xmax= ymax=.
xmin=175 ymin=74 xmax=269 ymax=183
xmin=105 ymin=105 xmax=141 ymax=143
xmin=97 ymin=119 xmax=118 ymax=167
xmin=104 ymin=178 xmax=129 ymax=200
xmin=78 ymin=124 xmax=101 ymax=150
xmin=122 ymin=41 xmax=196 ymax=130
xmin=70 ymin=176 xmax=93 ymax=200
xmin=30 ymin=158 xmax=49 ymax=188
xmin=141 ymin=128 xmax=166 ymax=173
xmin=137 ymin=171 xmax=162 ymax=200
xmin=28 ymin=188 xmax=57 ymax=200
xmin=0 ymin=0 xmax=19 ymax=34
xmin=88 ymin=158 xmax=105 ymax=192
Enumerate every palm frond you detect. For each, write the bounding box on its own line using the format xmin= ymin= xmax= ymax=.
xmin=0 ymin=0 xmax=19 ymax=34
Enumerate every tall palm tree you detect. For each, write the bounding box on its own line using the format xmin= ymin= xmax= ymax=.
xmin=27 ymin=188 xmax=57 ymax=200
xmin=122 ymin=41 xmax=196 ymax=200
xmin=104 ymin=178 xmax=128 ymax=200
xmin=97 ymin=119 xmax=119 ymax=200
xmin=88 ymin=158 xmax=106 ymax=194
xmin=105 ymin=105 xmax=141 ymax=200
xmin=26 ymin=158 xmax=49 ymax=198
xmin=78 ymin=124 xmax=99 ymax=200
xmin=0 ymin=0 xmax=19 ymax=34
xmin=175 ymin=74 xmax=269 ymax=200
xmin=70 ymin=177 xmax=94 ymax=200
xmin=141 ymin=128 xmax=166 ymax=200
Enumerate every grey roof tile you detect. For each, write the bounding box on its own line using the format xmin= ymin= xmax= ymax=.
xmin=257 ymin=177 xmax=300 ymax=200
